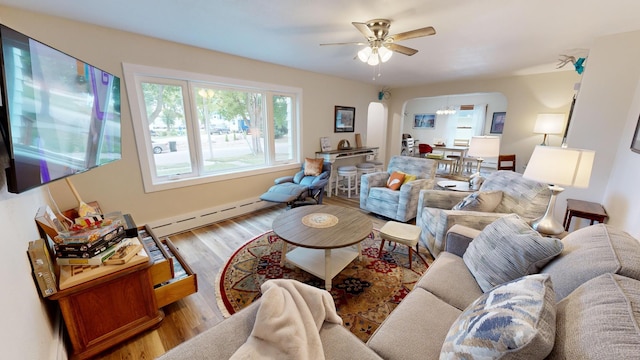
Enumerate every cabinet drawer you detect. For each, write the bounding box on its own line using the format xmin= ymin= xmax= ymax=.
xmin=154 ymin=239 xmax=197 ymax=308
xmin=139 ymin=226 xmax=174 ymax=285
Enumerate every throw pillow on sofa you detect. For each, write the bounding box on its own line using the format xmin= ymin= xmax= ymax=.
xmin=463 ymin=214 xmax=563 ymax=292
xmin=452 ymin=190 xmax=503 ymax=212
xmin=441 ymin=274 xmax=556 ymax=360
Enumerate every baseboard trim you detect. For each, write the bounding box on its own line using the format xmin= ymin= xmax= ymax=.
xmin=147 ymin=197 xmax=277 ymax=237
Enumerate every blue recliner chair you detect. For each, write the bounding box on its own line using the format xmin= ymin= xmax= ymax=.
xmin=260 ymin=161 xmax=331 ymax=208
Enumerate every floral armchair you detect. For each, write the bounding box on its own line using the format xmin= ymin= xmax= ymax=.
xmin=360 ymin=156 xmax=437 ymax=222
xmin=416 ymin=170 xmax=551 ymax=257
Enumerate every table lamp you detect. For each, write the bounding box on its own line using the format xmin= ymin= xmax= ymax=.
xmin=534 ymin=114 xmax=565 ymax=146
xmin=466 ymin=136 xmax=501 ymax=175
xmin=523 ymin=146 xmax=595 ymax=235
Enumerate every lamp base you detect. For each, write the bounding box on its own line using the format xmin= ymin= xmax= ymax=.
xmin=531 ymin=185 xmax=565 ymax=236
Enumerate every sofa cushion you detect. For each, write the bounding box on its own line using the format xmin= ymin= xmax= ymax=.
xmin=547 ymin=273 xmax=640 ymax=359
xmin=463 ymin=214 xmax=563 ymax=292
xmin=415 ymin=252 xmax=483 ymax=311
xmin=157 ymin=300 xmax=382 ymax=360
xmin=440 ymin=274 xmax=556 ymax=360
xmin=367 ymin=288 xmax=462 ymax=360
xmin=541 ymin=223 xmax=640 ymax=301
xmin=452 ymin=190 xmax=503 ymax=212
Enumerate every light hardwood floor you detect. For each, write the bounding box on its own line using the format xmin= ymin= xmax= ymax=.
xmin=94 ymin=195 xmax=422 ymax=359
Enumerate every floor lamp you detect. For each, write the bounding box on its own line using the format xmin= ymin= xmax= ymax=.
xmin=523 ymin=146 xmax=595 ymax=235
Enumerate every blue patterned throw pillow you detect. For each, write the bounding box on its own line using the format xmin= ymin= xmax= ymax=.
xmin=463 ymin=214 xmax=563 ymax=292
xmin=440 ymin=274 xmax=556 ymax=360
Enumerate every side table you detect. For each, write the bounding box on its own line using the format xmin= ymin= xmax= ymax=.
xmin=563 ymin=199 xmax=608 ymax=232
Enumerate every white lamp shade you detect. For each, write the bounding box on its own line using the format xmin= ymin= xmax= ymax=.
xmin=367 ymin=49 xmax=380 ymax=66
xmin=378 ymin=46 xmax=393 ymax=62
xmin=523 ymin=146 xmax=595 ymax=188
xmin=534 ymin=114 xmax=565 ymax=134
xmin=358 ymin=47 xmax=372 ymax=62
xmin=466 ymin=136 xmax=501 ymax=158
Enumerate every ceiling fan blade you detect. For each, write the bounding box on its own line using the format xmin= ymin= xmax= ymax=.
xmin=387 ymin=43 xmax=418 ymax=56
xmin=320 ymin=41 xmax=368 ymax=46
xmin=390 ymin=26 xmax=436 ymax=42
xmin=352 ymin=21 xmax=374 ymax=39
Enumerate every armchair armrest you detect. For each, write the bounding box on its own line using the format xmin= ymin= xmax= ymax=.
xmin=308 ymin=178 xmax=329 ymax=191
xmin=432 ymin=210 xmax=512 ymax=251
xmin=444 ymin=224 xmax=481 ymax=257
xmin=274 ymin=175 xmax=295 ymax=185
xmin=419 ymin=189 xmax=469 ymax=210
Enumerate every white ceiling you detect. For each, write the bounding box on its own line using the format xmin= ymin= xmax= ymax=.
xmin=2 ymin=0 xmax=640 ymax=88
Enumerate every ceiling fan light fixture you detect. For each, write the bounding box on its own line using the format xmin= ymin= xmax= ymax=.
xmin=378 ymin=46 xmax=393 ymax=62
xmin=357 ymin=46 xmax=372 ymax=62
xmin=367 ymin=48 xmax=380 ymax=66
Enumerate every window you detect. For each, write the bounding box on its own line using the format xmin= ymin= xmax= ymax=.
xmin=123 ymin=64 xmax=301 ymax=192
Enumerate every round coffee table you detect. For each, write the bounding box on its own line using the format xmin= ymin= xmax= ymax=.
xmin=272 ymin=205 xmax=372 ymax=290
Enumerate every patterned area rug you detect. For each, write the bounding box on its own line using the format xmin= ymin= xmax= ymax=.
xmin=215 ymin=229 xmax=429 ymax=342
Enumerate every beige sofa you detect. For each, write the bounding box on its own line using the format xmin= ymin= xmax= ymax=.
xmin=158 ymin=222 xmax=640 ymax=359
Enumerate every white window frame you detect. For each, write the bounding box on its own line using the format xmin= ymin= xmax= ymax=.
xmin=122 ymin=63 xmax=302 ymax=193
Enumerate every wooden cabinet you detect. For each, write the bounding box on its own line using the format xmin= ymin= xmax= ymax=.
xmin=49 ymin=258 xmax=163 ymax=360
xmin=46 ymin=223 xmax=197 ymax=359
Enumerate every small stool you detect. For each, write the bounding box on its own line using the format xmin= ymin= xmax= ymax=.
xmin=356 ymin=162 xmax=376 ymax=189
xmin=367 ymin=160 xmax=384 ymax=172
xmin=335 ymin=165 xmax=358 ymax=198
xmin=563 ymin=199 xmax=608 ymax=231
xmin=379 ymin=221 xmax=422 ymax=269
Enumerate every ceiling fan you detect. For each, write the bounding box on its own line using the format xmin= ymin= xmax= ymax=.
xmin=321 ymin=19 xmax=436 ymax=65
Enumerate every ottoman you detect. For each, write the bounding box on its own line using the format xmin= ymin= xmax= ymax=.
xmin=379 ymin=221 xmax=422 ymax=269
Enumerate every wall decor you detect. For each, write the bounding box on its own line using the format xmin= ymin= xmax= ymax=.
xmin=320 ymin=137 xmax=331 ymax=152
xmin=631 ymin=113 xmax=640 ymax=153
xmin=490 ymin=111 xmax=506 ymax=134
xmin=335 ymin=106 xmax=355 ymax=132
xmin=413 ymin=113 xmax=436 ymax=129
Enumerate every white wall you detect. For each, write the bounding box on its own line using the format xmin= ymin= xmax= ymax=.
xmin=0 ymin=187 xmax=57 ymax=359
xmin=568 ymin=30 xmax=640 ymax=237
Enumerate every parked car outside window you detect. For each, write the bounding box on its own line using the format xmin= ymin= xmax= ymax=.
xmin=210 ymin=123 xmax=231 ymax=135
xmin=152 ymin=141 xmax=170 ymax=154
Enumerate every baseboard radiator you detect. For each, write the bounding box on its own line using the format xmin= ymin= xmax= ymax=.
xmin=146 ymin=197 xmax=277 ymax=238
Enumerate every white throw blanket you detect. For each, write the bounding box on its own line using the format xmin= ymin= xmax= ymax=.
xmin=230 ymin=279 xmax=343 ymax=360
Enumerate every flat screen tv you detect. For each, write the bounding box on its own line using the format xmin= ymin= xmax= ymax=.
xmin=0 ymin=24 xmax=121 ymax=193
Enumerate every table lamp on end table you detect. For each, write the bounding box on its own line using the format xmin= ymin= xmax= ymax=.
xmin=467 ymin=135 xmax=501 ymax=176
xmin=523 ymin=145 xmax=595 ymax=235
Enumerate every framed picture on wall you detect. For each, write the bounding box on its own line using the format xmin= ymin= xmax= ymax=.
xmin=490 ymin=111 xmax=506 ymax=134
xmin=413 ymin=113 xmax=436 ymax=128
xmin=334 ymin=106 xmax=355 ymax=132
